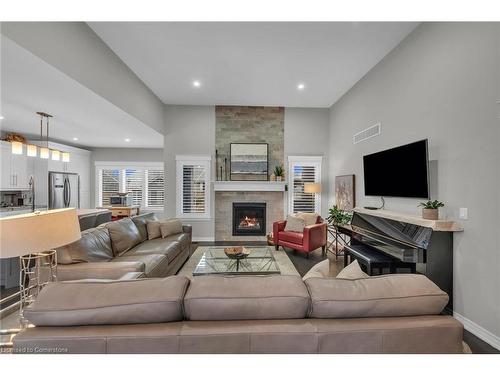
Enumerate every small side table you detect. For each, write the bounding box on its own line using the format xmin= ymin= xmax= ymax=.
xmin=326 ymin=224 xmax=351 ymax=259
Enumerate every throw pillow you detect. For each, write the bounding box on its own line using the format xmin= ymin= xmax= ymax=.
xmin=336 ymin=259 xmax=369 ymax=280
xmin=297 ymin=212 xmax=319 ymax=226
xmin=284 ymin=215 xmax=306 ymax=232
xmin=106 ymin=218 xmax=142 ymax=257
xmin=302 ymin=259 xmax=331 ymax=280
xmin=146 ymin=220 xmax=162 ymax=240
xmin=160 ymin=219 xmax=184 ymax=238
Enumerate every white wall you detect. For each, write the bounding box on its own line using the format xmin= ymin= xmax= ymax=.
xmin=328 ymin=23 xmax=500 ymax=346
xmin=164 ymin=105 xmax=216 ymax=240
xmin=284 ymin=107 xmax=330 ymax=217
xmin=1 ymin=22 xmax=165 ymax=135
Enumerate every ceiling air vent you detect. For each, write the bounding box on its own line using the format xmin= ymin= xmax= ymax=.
xmin=353 ymin=123 xmax=381 ymax=144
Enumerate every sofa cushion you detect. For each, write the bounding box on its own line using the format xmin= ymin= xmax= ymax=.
xmin=305 ymin=274 xmax=449 ymax=319
xmin=113 ymin=254 xmax=168 ymax=277
xmin=56 ymin=226 xmax=113 ymax=265
xmin=336 ymin=260 xmax=369 ymax=280
xmin=128 ymin=238 xmax=180 ymax=258
xmin=106 ymin=218 xmax=142 ymax=256
xmin=279 ymin=231 xmax=304 ymax=245
xmin=23 ymin=276 xmax=190 ymax=326
xmin=160 ymin=219 xmax=183 ymax=238
xmin=131 ymin=213 xmax=157 ymax=242
xmin=284 ymin=215 xmax=306 ymax=232
xmin=146 ymin=220 xmax=162 ymax=240
xmin=184 ymin=275 xmax=310 ymax=321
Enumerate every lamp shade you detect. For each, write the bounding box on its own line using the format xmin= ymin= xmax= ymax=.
xmin=304 ymin=182 xmax=321 ymax=194
xmin=0 ymin=208 xmax=81 ymax=258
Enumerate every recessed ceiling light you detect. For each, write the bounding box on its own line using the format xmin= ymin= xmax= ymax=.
xmin=0 ymin=115 xmax=4 ymax=120
xmin=297 ymin=83 xmax=305 ymax=90
xmin=193 ymin=80 xmax=201 ymax=88
xmin=124 ymin=138 xmax=131 ymax=142
xmin=72 ymin=137 xmax=78 ymax=141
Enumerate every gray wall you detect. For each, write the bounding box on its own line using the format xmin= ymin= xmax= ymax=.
xmin=328 ymin=23 xmax=500 ymax=342
xmin=164 ymin=105 xmax=216 ymax=240
xmin=90 ymin=147 xmax=164 ymax=209
xmin=163 ymin=105 xmax=330 ymax=239
xmin=284 ymin=107 xmax=330 ymax=217
xmin=1 ymin=22 xmax=165 ymax=135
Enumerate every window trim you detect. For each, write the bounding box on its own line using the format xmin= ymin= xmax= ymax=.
xmin=287 ymin=155 xmax=322 ymax=215
xmin=95 ymin=161 xmax=164 ymax=211
xmin=175 ymin=155 xmax=212 ymax=219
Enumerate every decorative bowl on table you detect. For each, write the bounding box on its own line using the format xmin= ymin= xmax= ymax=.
xmin=224 ymin=246 xmax=251 ymax=259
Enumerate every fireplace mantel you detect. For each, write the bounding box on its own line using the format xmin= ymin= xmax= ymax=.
xmin=213 ymin=181 xmax=286 ymax=192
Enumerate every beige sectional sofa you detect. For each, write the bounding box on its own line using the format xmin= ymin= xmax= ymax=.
xmin=55 ymin=213 xmax=192 ymax=280
xmin=13 ymin=274 xmax=464 ymax=354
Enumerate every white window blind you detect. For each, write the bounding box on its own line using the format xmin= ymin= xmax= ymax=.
xmin=125 ymin=169 xmax=144 ymax=206
xmin=288 ymin=156 xmax=322 ymax=214
xmin=182 ymin=165 xmax=206 ymax=214
xmin=146 ymin=169 xmax=165 ymax=209
xmin=101 ymin=169 xmax=120 ymax=206
xmin=96 ymin=163 xmax=164 ymax=210
xmin=176 ymin=156 xmax=211 ymax=219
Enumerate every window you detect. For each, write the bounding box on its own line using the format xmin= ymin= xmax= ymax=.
xmin=288 ymin=156 xmax=322 ymax=214
xmin=146 ymin=169 xmax=165 ymax=209
xmin=101 ymin=169 xmax=120 ymax=206
xmin=96 ymin=162 xmax=164 ymax=210
xmin=176 ymin=155 xmax=211 ymax=219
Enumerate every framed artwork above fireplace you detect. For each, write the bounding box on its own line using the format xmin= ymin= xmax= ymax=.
xmin=230 ymin=143 xmax=269 ymax=181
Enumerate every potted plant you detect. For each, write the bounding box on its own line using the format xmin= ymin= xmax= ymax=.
xmin=274 ymin=165 xmax=284 ymax=182
xmin=327 ymin=205 xmax=353 ymax=227
xmin=418 ymin=200 xmax=444 ymax=220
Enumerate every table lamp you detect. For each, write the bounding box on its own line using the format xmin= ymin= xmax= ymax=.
xmin=0 ymin=208 xmax=81 ymax=331
xmin=304 ymin=182 xmax=321 ymax=194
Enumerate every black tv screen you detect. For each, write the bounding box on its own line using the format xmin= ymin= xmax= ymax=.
xmin=363 ymin=139 xmax=430 ymax=199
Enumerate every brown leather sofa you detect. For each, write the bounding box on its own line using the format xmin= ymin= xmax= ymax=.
xmin=13 ymin=274 xmax=464 ymax=354
xmin=54 ymin=213 xmax=192 ymax=280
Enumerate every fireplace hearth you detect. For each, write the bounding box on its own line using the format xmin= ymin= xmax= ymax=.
xmin=232 ymin=202 xmax=266 ymax=236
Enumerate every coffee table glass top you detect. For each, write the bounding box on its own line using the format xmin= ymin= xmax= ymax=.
xmin=193 ymin=246 xmax=280 ymax=276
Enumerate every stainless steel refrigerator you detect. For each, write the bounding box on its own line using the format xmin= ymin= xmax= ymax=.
xmin=49 ymin=172 xmax=80 ymax=209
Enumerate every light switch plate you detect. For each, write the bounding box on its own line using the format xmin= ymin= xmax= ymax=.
xmin=459 ymin=208 xmax=468 ymax=220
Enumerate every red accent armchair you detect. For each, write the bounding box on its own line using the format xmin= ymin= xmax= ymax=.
xmin=273 ymin=216 xmax=327 ymax=257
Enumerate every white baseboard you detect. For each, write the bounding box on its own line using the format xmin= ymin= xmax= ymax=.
xmin=192 ymin=237 xmax=215 ymax=242
xmin=453 ymin=311 xmax=500 ymax=350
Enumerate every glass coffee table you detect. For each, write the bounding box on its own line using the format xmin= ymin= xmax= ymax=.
xmin=193 ymin=246 xmax=280 ymax=276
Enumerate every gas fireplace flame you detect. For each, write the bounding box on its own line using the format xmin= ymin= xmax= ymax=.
xmin=239 ymin=216 xmax=260 ymax=229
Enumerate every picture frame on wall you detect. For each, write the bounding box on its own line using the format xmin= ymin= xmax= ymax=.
xmin=230 ymin=143 xmax=269 ymax=181
xmin=335 ymin=174 xmax=355 ymax=210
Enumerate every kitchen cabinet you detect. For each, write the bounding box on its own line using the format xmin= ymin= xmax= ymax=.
xmin=0 ymin=141 xmax=33 ymax=190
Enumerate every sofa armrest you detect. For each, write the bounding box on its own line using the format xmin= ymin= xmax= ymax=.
xmin=57 ymin=262 xmax=145 ymax=281
xmin=303 ymin=223 xmax=327 ymax=251
xmin=273 ymin=220 xmax=287 ymax=242
xmin=182 ymin=225 xmax=192 ymax=235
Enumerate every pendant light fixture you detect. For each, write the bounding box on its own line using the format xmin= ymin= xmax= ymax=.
xmin=9 ymin=112 xmax=70 ymax=162
xmin=11 ymin=141 xmax=23 ymax=155
xmin=37 ymin=112 xmax=51 ymax=160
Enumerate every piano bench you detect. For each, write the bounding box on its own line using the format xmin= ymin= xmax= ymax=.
xmin=344 ymin=244 xmax=397 ymax=276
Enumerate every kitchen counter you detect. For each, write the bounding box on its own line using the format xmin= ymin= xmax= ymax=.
xmin=77 ymin=208 xmax=110 ymax=217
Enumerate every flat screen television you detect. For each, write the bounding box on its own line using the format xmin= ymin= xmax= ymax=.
xmin=363 ymin=139 xmax=430 ymax=199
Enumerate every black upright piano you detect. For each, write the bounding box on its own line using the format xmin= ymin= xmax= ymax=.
xmin=340 ymin=209 xmax=462 ymax=312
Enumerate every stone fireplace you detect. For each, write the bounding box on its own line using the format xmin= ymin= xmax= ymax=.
xmin=215 ymin=190 xmax=284 ymax=241
xmin=232 ymin=202 xmax=266 ymax=236
xmin=214 ymin=106 xmax=285 ymax=241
